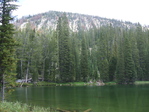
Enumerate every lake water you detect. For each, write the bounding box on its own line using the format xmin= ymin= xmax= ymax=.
xmin=7 ymin=85 xmax=149 ymax=112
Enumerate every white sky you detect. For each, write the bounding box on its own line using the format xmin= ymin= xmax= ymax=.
xmin=13 ymin=0 xmax=149 ymax=25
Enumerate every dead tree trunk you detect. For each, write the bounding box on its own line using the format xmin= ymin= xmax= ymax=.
xmin=25 ymin=61 xmax=30 ymax=83
xmin=1 ymin=74 xmax=5 ymax=102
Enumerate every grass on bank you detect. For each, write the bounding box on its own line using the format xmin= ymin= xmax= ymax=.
xmin=0 ymin=101 xmax=56 ymax=112
xmin=15 ymin=81 xmax=100 ymax=87
xmin=104 ymin=81 xmax=149 ymax=85
xmin=38 ymin=81 xmax=105 ymax=86
xmin=35 ymin=81 xmax=96 ymax=86
xmin=105 ymin=81 xmax=117 ymax=85
xmin=135 ymin=81 xmax=149 ymax=85
xmin=105 ymin=81 xmax=149 ymax=85
xmin=14 ymin=81 xmax=149 ymax=87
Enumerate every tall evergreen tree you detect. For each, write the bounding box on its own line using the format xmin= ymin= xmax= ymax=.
xmin=0 ymin=0 xmax=18 ymax=101
xmin=46 ymin=31 xmax=58 ymax=82
xmin=109 ymin=57 xmax=117 ymax=81
xmin=69 ymin=35 xmax=77 ymax=81
xmin=74 ymin=32 xmax=81 ymax=81
xmin=115 ymin=29 xmax=125 ymax=84
xmin=57 ymin=13 xmax=71 ymax=82
xmin=116 ymin=38 xmax=125 ymax=84
xmin=124 ymin=32 xmax=136 ymax=84
xmin=97 ymin=27 xmax=109 ymax=82
xmin=130 ymin=30 xmax=141 ymax=80
xmin=80 ymin=36 xmax=89 ymax=82
xmin=136 ymin=24 xmax=146 ymax=80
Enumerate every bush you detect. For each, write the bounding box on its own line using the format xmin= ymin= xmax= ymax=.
xmin=0 ymin=101 xmax=56 ymax=112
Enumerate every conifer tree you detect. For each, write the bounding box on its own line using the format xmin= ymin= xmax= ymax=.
xmin=97 ymin=28 xmax=109 ymax=82
xmin=57 ymin=13 xmax=71 ymax=82
xmin=136 ymin=24 xmax=146 ymax=80
xmin=116 ymin=39 xmax=125 ymax=84
xmin=130 ymin=30 xmax=141 ymax=80
xmin=124 ymin=32 xmax=136 ymax=84
xmin=74 ymin=32 xmax=81 ymax=81
xmin=80 ymin=36 xmax=89 ymax=82
xmin=109 ymin=57 xmax=117 ymax=81
xmin=69 ymin=36 xmax=77 ymax=81
xmin=115 ymin=30 xmax=125 ymax=84
xmin=146 ymin=44 xmax=149 ymax=80
xmin=0 ymin=0 xmax=18 ymax=101
xmin=47 ymin=32 xmax=58 ymax=82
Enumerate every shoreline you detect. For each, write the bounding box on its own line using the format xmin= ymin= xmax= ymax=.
xmin=13 ymin=81 xmax=149 ymax=87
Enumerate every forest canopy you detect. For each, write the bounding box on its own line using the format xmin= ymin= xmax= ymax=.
xmin=13 ymin=11 xmax=149 ymax=84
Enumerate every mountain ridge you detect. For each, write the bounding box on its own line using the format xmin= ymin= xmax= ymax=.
xmin=14 ymin=10 xmax=146 ymax=31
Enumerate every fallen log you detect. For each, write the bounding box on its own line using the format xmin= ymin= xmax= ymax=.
xmin=84 ymin=108 xmax=92 ymax=112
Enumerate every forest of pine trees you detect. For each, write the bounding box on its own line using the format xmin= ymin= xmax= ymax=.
xmin=12 ymin=13 xmax=149 ymax=84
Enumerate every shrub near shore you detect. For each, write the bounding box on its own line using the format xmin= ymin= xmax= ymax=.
xmin=0 ymin=101 xmax=56 ymax=112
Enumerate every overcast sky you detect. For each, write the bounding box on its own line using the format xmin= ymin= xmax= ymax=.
xmin=13 ymin=0 xmax=149 ymax=25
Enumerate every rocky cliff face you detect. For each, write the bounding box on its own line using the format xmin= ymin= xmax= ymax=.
xmin=14 ymin=11 xmax=140 ymax=31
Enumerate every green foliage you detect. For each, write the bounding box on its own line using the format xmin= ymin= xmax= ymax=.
xmin=97 ymin=27 xmax=109 ymax=82
xmin=0 ymin=0 xmax=18 ymax=85
xmin=0 ymin=101 xmax=56 ymax=112
xmin=80 ymin=36 xmax=89 ymax=82
xmin=109 ymin=57 xmax=117 ymax=81
xmin=0 ymin=1 xmax=18 ymax=102
xmin=124 ymin=33 xmax=136 ymax=84
xmin=36 ymin=81 xmax=56 ymax=86
xmin=15 ymin=82 xmax=33 ymax=87
xmin=13 ymin=12 xmax=149 ymax=84
xmin=116 ymin=37 xmax=125 ymax=84
xmin=135 ymin=81 xmax=149 ymax=85
xmin=69 ymin=36 xmax=77 ymax=81
xmin=105 ymin=81 xmax=116 ymax=85
xmin=57 ymin=13 xmax=71 ymax=82
xmin=136 ymin=24 xmax=147 ymax=80
xmin=131 ymin=33 xmax=141 ymax=81
xmin=15 ymin=26 xmax=42 ymax=82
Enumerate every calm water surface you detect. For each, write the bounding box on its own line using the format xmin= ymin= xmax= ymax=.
xmin=7 ymin=85 xmax=149 ymax=112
